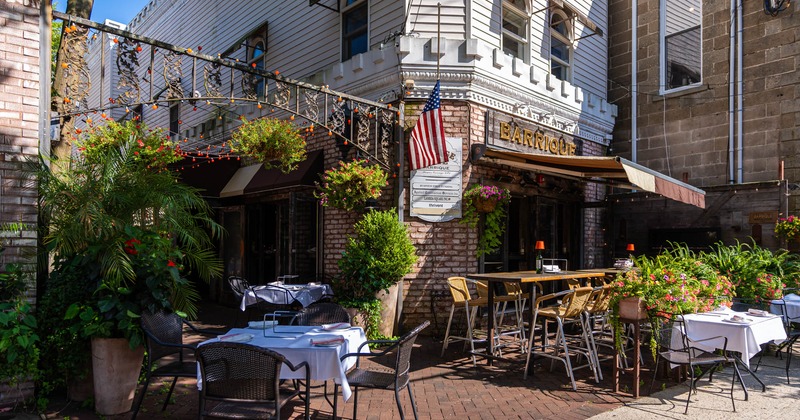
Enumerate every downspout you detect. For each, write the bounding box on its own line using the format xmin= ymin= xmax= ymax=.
xmin=736 ymin=0 xmax=744 ymax=183
xmin=631 ymin=0 xmax=637 ymax=163
xmin=728 ymin=0 xmax=736 ymax=184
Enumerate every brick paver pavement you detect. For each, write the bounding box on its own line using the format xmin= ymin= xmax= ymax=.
xmin=30 ymin=304 xmax=636 ymax=419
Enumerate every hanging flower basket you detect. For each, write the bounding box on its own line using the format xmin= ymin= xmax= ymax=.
xmin=460 ymin=184 xmax=511 ymax=257
xmin=775 ymin=215 xmax=800 ymax=243
xmin=315 ymin=159 xmax=388 ymax=212
xmin=474 ymin=196 xmax=497 ymax=213
xmin=229 ymin=117 xmax=307 ymax=173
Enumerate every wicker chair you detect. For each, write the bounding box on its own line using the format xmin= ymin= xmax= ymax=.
xmin=333 ymin=320 xmax=430 ymax=420
xmin=441 ymin=277 xmax=489 ymax=366
xmin=196 ymin=342 xmax=310 ymax=420
xmin=293 ymin=302 xmax=351 ymax=326
xmin=131 ymin=311 xmax=218 ymax=419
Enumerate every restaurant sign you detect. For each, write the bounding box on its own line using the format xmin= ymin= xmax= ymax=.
xmin=410 ymin=137 xmax=463 ymax=222
xmin=486 ymin=110 xmax=579 ymax=156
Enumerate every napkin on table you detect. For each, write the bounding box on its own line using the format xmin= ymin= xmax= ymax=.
xmin=321 ymin=322 xmax=351 ymax=331
xmin=310 ymin=336 xmax=345 ymax=346
xmin=747 ymin=308 xmax=768 ymax=316
xmin=219 ymin=333 xmax=254 ymax=343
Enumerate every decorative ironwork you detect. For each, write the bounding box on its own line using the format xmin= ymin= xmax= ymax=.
xmin=272 ymin=79 xmax=291 ymax=109
xmin=162 ymin=51 xmax=183 ymax=100
xmin=52 ymin=11 xmax=399 ymax=170
xmin=302 ymin=88 xmax=320 ymax=121
xmin=115 ymin=38 xmax=142 ymax=105
xmin=203 ymin=62 xmax=222 ymax=98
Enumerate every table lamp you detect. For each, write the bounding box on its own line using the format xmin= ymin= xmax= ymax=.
xmin=535 ymin=241 xmax=545 ymax=273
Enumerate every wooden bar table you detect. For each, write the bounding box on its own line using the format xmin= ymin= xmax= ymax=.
xmin=466 ymin=270 xmax=605 ymax=365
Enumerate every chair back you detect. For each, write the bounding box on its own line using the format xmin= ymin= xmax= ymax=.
xmin=141 ymin=311 xmax=185 ymax=362
xmin=653 ymin=316 xmax=689 ymax=354
xmin=196 ymin=342 xmax=284 ymax=404
xmin=559 ymin=286 xmax=594 ymax=318
xmin=587 ymin=285 xmax=613 ymax=314
xmin=228 ymin=276 xmax=250 ymax=299
xmin=447 ymin=277 xmax=473 ymax=303
xmin=294 ymin=302 xmax=351 ymax=326
xmin=393 ymin=320 xmax=430 ymax=390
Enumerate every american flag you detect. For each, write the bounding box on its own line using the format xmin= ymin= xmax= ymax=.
xmin=409 ymin=80 xmax=447 ymax=170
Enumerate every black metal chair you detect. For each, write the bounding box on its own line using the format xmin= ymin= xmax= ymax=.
xmin=195 ymin=342 xmax=310 ymax=420
xmin=649 ymin=315 xmax=741 ymax=414
xmin=333 ymin=320 xmax=430 ymax=420
xmin=131 ymin=311 xmax=218 ymax=419
xmin=293 ymin=302 xmax=351 ymax=326
xmin=756 ymin=288 xmax=800 ymax=384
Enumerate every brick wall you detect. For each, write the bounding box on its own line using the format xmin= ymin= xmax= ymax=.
xmin=0 ymin=0 xmax=40 ymax=408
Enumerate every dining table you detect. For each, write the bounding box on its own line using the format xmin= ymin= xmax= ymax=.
xmin=466 ymin=270 xmax=605 ymax=365
xmin=239 ymin=282 xmax=334 ymax=310
xmin=197 ymin=324 xmax=366 ymax=402
xmin=680 ymin=310 xmax=787 ymax=399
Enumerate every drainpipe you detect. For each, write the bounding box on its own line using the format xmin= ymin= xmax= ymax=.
xmin=736 ymin=0 xmax=744 ymax=183
xmin=631 ymin=0 xmax=637 ymax=163
xmin=728 ymin=0 xmax=736 ymax=184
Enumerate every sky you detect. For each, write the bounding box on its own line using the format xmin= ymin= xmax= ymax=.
xmin=55 ymin=0 xmax=152 ymax=26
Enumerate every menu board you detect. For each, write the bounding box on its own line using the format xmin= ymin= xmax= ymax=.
xmin=409 ymin=137 xmax=462 ymax=222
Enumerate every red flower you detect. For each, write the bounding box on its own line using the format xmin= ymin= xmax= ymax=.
xmin=167 ymin=260 xmax=176 ymax=267
xmin=124 ymin=238 xmax=141 ymax=255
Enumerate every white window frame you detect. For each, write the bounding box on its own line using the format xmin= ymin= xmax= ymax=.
xmin=502 ymin=0 xmax=530 ymax=63
xmin=659 ymin=0 xmax=702 ymax=94
xmin=341 ymin=0 xmax=369 ymax=61
xmin=549 ymin=9 xmax=573 ymax=82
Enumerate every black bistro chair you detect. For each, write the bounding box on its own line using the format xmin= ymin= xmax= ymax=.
xmin=649 ymin=315 xmax=741 ymax=414
xmin=131 ymin=311 xmax=219 ymax=419
xmin=293 ymin=302 xmax=351 ymax=326
xmin=195 ymin=342 xmax=310 ymax=419
xmin=756 ymin=288 xmax=800 ymax=384
xmin=333 ymin=320 xmax=430 ymax=420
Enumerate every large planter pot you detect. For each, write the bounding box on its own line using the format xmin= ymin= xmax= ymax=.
xmin=618 ymin=297 xmax=647 ymax=320
xmin=91 ymin=337 xmax=145 ymax=416
xmin=376 ymin=282 xmax=400 ymax=337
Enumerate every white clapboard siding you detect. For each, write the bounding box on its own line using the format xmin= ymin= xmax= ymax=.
xmin=570 ymin=0 xmax=607 ymax=99
xmin=405 ymin=0 xmax=467 ymax=39
xmin=470 ymin=0 xmax=500 ymax=47
xmin=371 ymin=0 xmax=406 ymax=50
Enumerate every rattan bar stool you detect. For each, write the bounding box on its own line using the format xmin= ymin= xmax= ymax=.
xmin=441 ymin=276 xmax=489 ymax=366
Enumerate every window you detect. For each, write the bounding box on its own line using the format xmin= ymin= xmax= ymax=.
xmin=550 ymin=10 xmax=573 ymax=82
xmin=502 ymin=0 xmax=529 ymax=62
xmin=660 ymin=0 xmax=701 ymax=92
xmin=169 ymin=103 xmax=180 ymax=139
xmin=342 ymin=0 xmax=368 ymax=61
xmin=246 ymin=24 xmax=268 ymax=99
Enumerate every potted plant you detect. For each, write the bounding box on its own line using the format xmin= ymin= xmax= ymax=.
xmin=608 ymin=243 xmax=734 ymax=358
xmin=36 ymin=120 xmax=222 ymax=415
xmin=459 ymin=184 xmax=511 ymax=257
xmin=333 ymin=209 xmax=417 ymax=338
xmin=315 ymin=159 xmax=388 ymax=212
xmin=229 ymin=117 xmax=307 ymax=173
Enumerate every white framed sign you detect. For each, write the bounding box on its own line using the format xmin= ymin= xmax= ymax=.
xmin=410 ymin=137 xmax=462 ymax=222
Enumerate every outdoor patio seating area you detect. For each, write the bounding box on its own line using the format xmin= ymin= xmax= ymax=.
xmin=21 ymin=301 xmax=800 ymax=420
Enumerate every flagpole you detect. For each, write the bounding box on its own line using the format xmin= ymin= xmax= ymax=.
xmin=437 ymin=2 xmax=441 ymax=79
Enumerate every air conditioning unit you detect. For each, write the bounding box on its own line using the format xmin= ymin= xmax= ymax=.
xmin=103 ymin=19 xmax=127 ymax=31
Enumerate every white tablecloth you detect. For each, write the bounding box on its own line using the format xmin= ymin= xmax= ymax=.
xmin=770 ymin=293 xmax=800 ymax=321
xmin=198 ymin=325 xmax=366 ymax=401
xmin=681 ymin=311 xmax=787 ymax=367
xmin=240 ymin=283 xmax=334 ymax=310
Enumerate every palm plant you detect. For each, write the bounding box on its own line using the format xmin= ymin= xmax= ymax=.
xmin=35 ymin=124 xmax=223 ymax=344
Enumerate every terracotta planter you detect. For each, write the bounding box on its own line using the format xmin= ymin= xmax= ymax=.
xmin=343 ymin=283 xmax=401 ymax=338
xmin=618 ymin=297 xmax=647 ymax=320
xmin=91 ymin=338 xmax=145 ymax=415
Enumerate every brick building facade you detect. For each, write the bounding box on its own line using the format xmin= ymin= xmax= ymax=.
xmin=0 ymin=0 xmax=42 ymax=407
xmin=607 ymin=1 xmax=798 ymax=253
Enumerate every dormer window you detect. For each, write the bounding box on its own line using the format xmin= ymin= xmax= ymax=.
xmin=502 ymin=0 xmax=529 ymax=63
xmin=550 ymin=9 xmax=573 ymax=82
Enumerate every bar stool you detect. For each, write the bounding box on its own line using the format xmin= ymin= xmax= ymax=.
xmin=441 ymin=276 xmax=489 ymax=366
xmin=475 ymin=281 xmax=526 ymax=355
xmin=523 ymin=286 xmax=600 ymax=390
